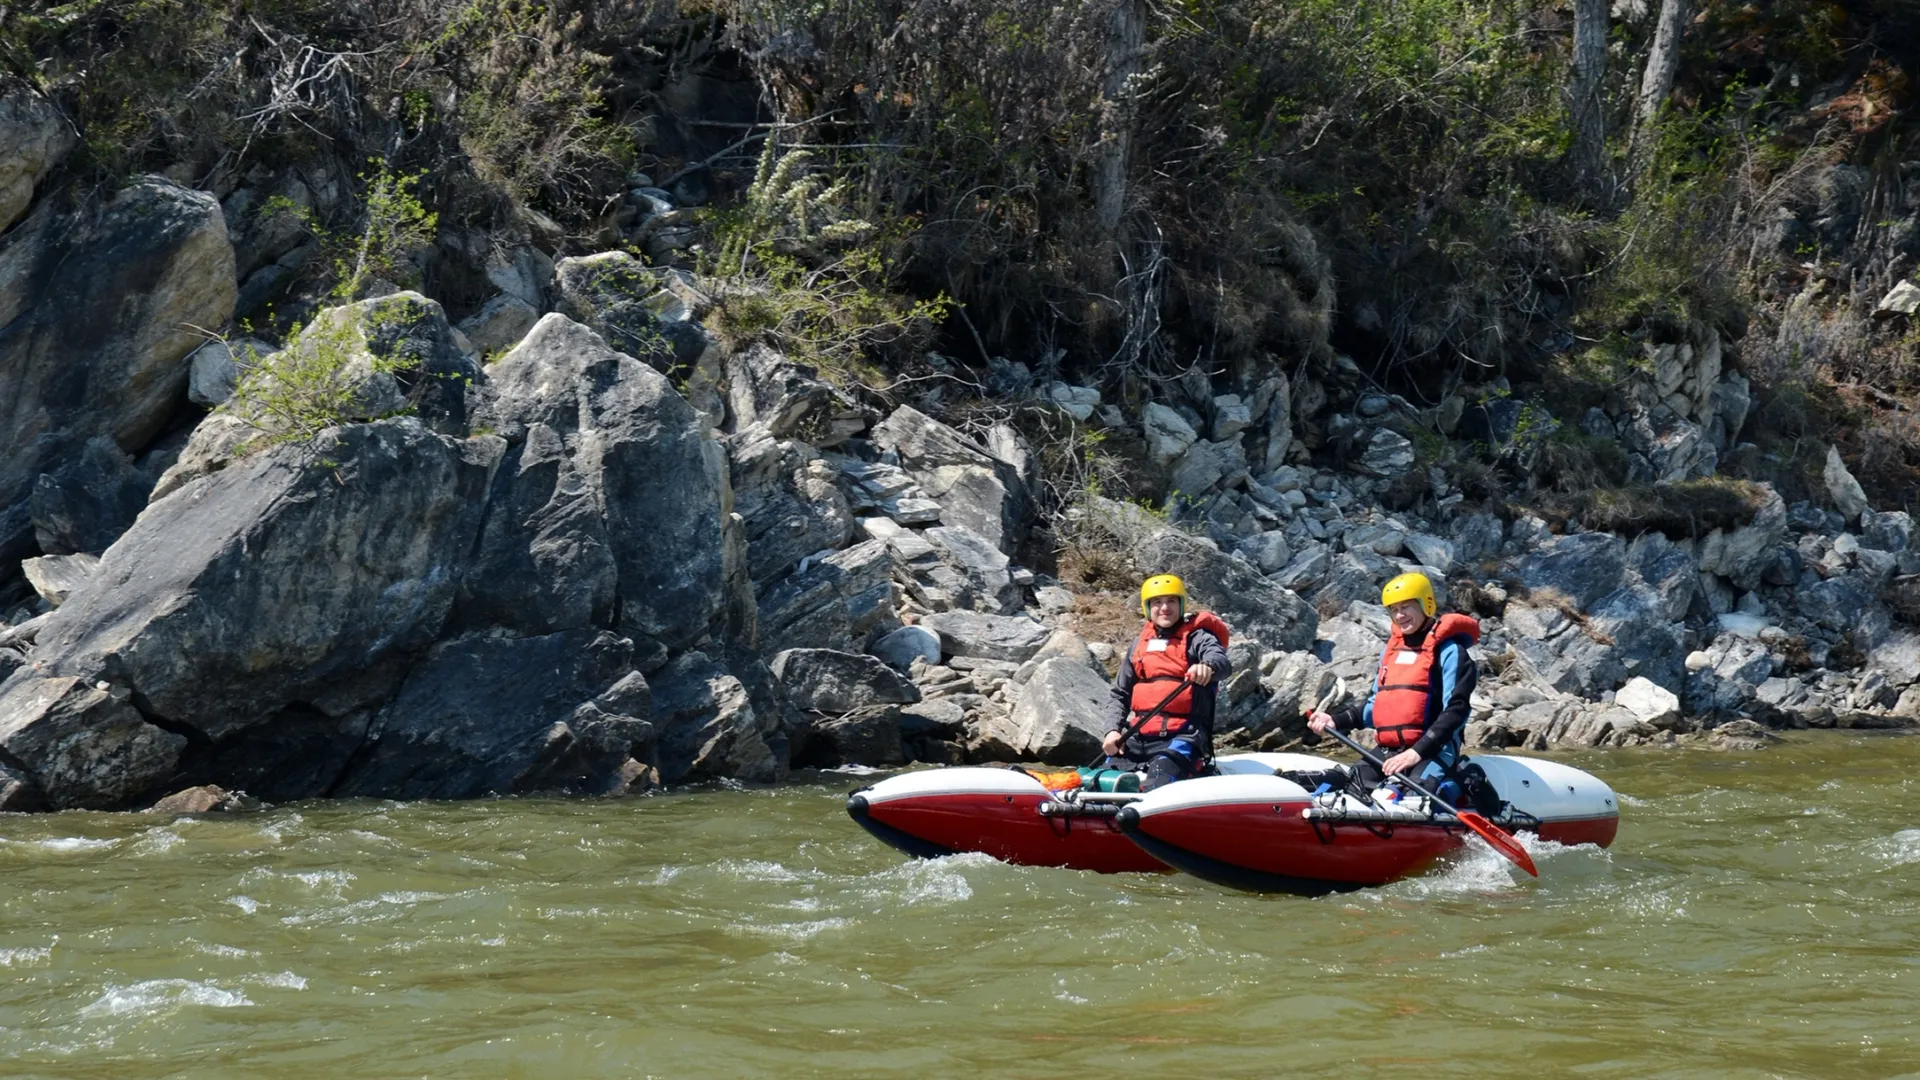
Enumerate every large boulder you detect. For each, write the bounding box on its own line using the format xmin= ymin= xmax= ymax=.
xmin=551 ymin=251 xmax=700 ymax=373
xmin=0 ymin=83 xmax=76 ymax=231
xmin=332 ymin=629 xmax=648 ymax=799
xmin=29 ymin=419 xmax=499 ymax=752
xmin=0 ymin=177 xmax=235 ymax=559
xmin=458 ymin=314 xmax=732 ymax=649
xmin=649 ymin=650 xmax=786 ymax=783
xmin=770 ymin=648 xmax=920 ymax=713
xmin=0 ymin=672 xmax=186 ymax=810
xmin=976 ymin=656 xmax=1111 ymax=763
xmin=920 ymin=611 xmax=1053 ymax=663
xmin=725 ymin=343 xmax=865 ymax=447
xmin=1696 ymin=486 xmax=1787 ymax=591
xmin=28 ymin=434 xmax=156 ymax=556
xmin=870 ymin=405 xmax=1029 ymax=552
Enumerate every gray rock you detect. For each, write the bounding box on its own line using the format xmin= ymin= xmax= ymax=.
xmin=31 ymin=419 xmax=499 ymax=751
xmin=649 ymin=650 xmax=783 ymax=783
xmin=1011 ymin=628 xmax=1098 ymax=685
xmin=1354 ymin=428 xmax=1416 ymax=478
xmin=871 ymin=405 xmax=1028 ymax=552
xmin=1800 ymin=574 xmax=1877 ymax=633
xmin=1046 ymin=383 xmax=1100 ymax=421
xmin=1519 ymin=532 xmax=1627 ymax=610
xmin=1697 ymin=486 xmax=1787 ymax=591
xmin=1626 ymin=531 xmax=1699 ymax=622
xmin=758 ymin=539 xmax=898 ymax=654
xmin=0 ymin=673 xmax=186 ymax=810
xmin=21 ymin=553 xmax=99 ymax=608
xmin=1875 ymin=280 xmax=1920 ymax=317
xmin=1622 ymin=406 xmax=1716 ymax=483
xmin=1869 ymin=631 xmax=1920 ymax=687
xmin=926 ymin=525 xmax=1020 ymax=613
xmin=30 ymin=436 xmax=154 ymax=555
xmin=1711 ymin=373 xmax=1752 ymax=443
xmin=0 ymin=177 xmax=236 ymax=560
xmin=1136 ymin=397 xmax=1198 ymax=461
xmin=551 ymin=251 xmax=687 ymax=372
xmin=1237 ymin=532 xmax=1292 ymax=574
xmin=1403 ymin=533 xmax=1454 ymax=575
xmin=980 ymin=656 xmax=1112 ymax=763
xmin=1823 ymin=445 xmax=1869 ymax=520
xmin=1274 ymin=544 xmax=1331 ymax=592
xmin=0 ymin=85 xmax=76 ymax=231
xmin=726 ymin=343 xmax=862 ymax=447
xmin=920 ymin=611 xmax=1053 ymax=663
xmin=1130 ymin=526 xmax=1317 ymax=653
xmin=871 ymin=625 xmax=942 ymax=670
xmin=1614 ymin=675 xmax=1681 ymax=727
xmin=771 ymin=648 xmax=920 ymax=713
xmin=1452 ymin=513 xmax=1505 ymax=563
xmin=1862 ymin=510 xmax=1912 ymax=554
xmin=333 ymin=630 xmax=647 ymax=799
xmin=187 ymin=337 xmax=276 ymax=407
xmin=1170 ymin=438 xmax=1248 ymax=498
xmin=461 ymin=314 xmax=730 ymax=648
xmin=1343 ymin=522 xmax=1406 ymax=557
xmin=729 ymin=428 xmax=854 ymax=587
xmin=456 ymin=293 xmax=541 ymax=356
xmin=1212 ymin=394 xmax=1253 ymax=440
xmin=798 ymin=706 xmax=905 ymax=767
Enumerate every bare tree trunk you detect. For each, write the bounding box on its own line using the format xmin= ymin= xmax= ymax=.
xmin=1094 ymin=0 xmax=1146 ymax=235
xmin=1629 ymin=0 xmax=1692 ymax=173
xmin=1566 ymin=0 xmax=1609 ymax=201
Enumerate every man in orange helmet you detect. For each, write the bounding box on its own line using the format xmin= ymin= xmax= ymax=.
xmin=1102 ymin=574 xmax=1232 ymax=791
xmin=1307 ymin=571 xmax=1480 ymax=801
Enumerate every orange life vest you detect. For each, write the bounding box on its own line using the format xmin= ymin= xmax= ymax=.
xmin=1128 ymin=611 xmax=1231 ymax=737
xmin=1371 ymin=612 xmax=1480 ymax=750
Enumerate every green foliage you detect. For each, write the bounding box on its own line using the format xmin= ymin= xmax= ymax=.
xmin=703 ymin=140 xmax=949 ymax=386
xmin=221 ymin=309 xmax=408 ymax=450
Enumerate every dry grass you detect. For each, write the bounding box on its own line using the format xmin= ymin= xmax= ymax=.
xmin=1521 ymin=477 xmax=1772 ymax=539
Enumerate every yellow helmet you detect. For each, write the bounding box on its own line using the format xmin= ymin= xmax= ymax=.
xmin=1139 ymin=573 xmax=1188 ymax=616
xmin=1381 ymin=571 xmax=1436 ymax=617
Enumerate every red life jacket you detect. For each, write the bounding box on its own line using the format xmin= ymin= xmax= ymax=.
xmin=1371 ymin=612 xmax=1480 ymax=750
xmin=1128 ymin=611 xmax=1231 ymax=736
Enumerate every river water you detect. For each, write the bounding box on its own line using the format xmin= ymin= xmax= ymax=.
xmin=2 ymin=732 xmax=1916 ymax=1079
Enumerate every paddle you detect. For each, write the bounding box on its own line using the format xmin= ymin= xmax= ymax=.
xmin=1090 ymin=678 xmax=1195 ymax=769
xmin=1314 ymin=725 xmax=1539 ymax=877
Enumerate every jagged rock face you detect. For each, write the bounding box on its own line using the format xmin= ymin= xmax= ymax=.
xmin=0 ymin=84 xmax=75 ymax=232
xmin=31 ymin=419 xmax=500 ymax=745
xmin=728 ymin=427 xmax=854 ymax=587
xmin=29 ymin=437 xmax=153 ymax=556
xmin=757 ymin=539 xmax=898 ymax=654
xmin=462 ymin=313 xmax=731 ymax=650
xmin=870 ymin=405 xmax=1029 ymax=553
xmin=332 ymin=629 xmax=649 ymax=799
xmin=649 ymin=649 xmax=788 ymax=783
xmin=0 ymin=177 xmax=236 ymax=560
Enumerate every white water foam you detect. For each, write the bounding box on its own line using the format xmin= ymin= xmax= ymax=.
xmin=715 ymin=859 xmax=812 ymax=884
xmin=78 ymin=980 xmax=252 ymax=1019
xmin=190 ymin=942 xmax=256 ymax=959
xmin=727 ymin=917 xmax=852 ymax=942
xmin=225 ymin=895 xmax=260 ymax=915
xmin=8 ymin=836 xmax=119 ymax=854
xmin=1870 ymin=829 xmax=1920 ymax=869
xmin=131 ymin=826 xmax=185 ymax=855
xmin=0 ymin=946 xmax=52 ymax=967
xmin=243 ymin=971 xmax=308 ymax=990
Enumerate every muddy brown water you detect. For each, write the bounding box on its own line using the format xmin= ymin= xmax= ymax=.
xmin=2 ymin=732 xmax=1916 ymax=1078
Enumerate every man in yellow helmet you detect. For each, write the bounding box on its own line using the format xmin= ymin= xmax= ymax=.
xmin=1307 ymin=571 xmax=1480 ymax=801
xmin=1101 ymin=574 xmax=1232 ymax=790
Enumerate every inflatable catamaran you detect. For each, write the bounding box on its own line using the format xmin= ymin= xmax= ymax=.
xmin=847 ymin=752 xmax=1619 ymax=894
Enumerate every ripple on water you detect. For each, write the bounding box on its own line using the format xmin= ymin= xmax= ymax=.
xmin=78 ymin=980 xmax=252 ymax=1020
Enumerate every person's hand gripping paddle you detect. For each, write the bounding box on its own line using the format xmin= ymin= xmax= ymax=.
xmin=1090 ymin=679 xmax=1194 ymax=769
xmin=1317 ymin=725 xmax=1538 ymax=877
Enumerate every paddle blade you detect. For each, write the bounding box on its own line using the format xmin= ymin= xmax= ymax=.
xmin=1457 ymin=811 xmax=1539 ymax=877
